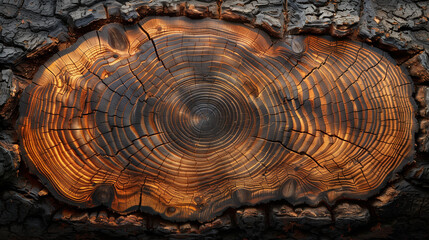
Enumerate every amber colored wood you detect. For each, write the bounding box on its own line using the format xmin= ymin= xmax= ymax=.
xmin=18 ymin=17 xmax=416 ymax=222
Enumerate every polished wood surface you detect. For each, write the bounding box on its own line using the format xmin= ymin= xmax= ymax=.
xmin=18 ymin=17 xmax=416 ymax=222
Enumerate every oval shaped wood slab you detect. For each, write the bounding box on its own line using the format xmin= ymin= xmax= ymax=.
xmin=18 ymin=16 xmax=417 ymax=222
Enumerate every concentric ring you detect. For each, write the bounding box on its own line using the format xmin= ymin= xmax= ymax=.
xmin=156 ymin=78 xmax=259 ymax=156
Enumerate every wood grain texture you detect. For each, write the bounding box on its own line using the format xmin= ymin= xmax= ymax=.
xmin=18 ymin=17 xmax=416 ymax=222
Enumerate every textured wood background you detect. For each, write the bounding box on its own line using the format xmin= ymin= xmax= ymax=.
xmin=1 ymin=1 xmax=428 ymax=239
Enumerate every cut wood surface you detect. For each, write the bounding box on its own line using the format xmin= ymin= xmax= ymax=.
xmin=18 ymin=17 xmax=416 ymax=222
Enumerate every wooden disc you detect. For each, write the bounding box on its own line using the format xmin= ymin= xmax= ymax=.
xmin=18 ymin=17 xmax=416 ymax=222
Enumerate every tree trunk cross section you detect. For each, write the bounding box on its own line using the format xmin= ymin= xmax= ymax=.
xmin=17 ymin=17 xmax=416 ymax=222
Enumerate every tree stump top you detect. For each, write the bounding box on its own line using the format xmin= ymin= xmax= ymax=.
xmin=18 ymin=17 xmax=416 ymax=222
